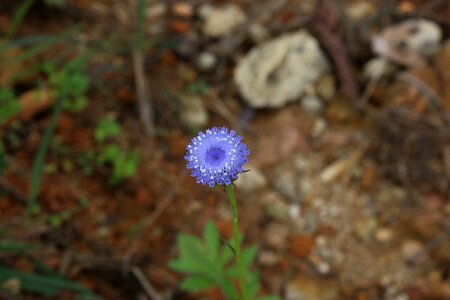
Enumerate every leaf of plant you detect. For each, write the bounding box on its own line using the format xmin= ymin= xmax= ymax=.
xmin=242 ymin=245 xmax=258 ymax=267
xmin=0 ymin=148 xmax=6 ymax=176
xmin=177 ymin=234 xmax=206 ymax=259
xmin=0 ymin=266 xmax=96 ymax=297
xmin=170 ymin=234 xmax=210 ymax=274
xmin=180 ymin=276 xmax=214 ymax=292
xmin=0 ymin=241 xmax=40 ymax=254
xmin=95 ymin=118 xmax=121 ymax=143
xmin=204 ymin=221 xmax=219 ymax=260
xmin=168 ymin=258 xmax=208 ymax=274
xmin=257 ymin=296 xmax=281 ymax=300
xmin=218 ymin=243 xmax=233 ymax=267
xmin=245 ymin=271 xmax=261 ymax=300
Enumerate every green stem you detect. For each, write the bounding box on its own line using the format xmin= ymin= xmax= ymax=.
xmin=225 ymin=184 xmax=248 ymax=300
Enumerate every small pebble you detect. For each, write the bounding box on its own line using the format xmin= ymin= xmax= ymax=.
xmin=258 ymin=251 xmax=281 ymax=266
xmin=401 ymin=239 xmax=425 ymax=261
xmin=302 ymin=96 xmax=324 ymax=115
xmin=375 ymin=228 xmax=394 ymax=243
xmin=196 ymin=51 xmax=217 ymax=71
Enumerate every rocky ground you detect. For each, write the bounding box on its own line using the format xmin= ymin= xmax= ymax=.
xmin=0 ymin=0 xmax=449 ymax=299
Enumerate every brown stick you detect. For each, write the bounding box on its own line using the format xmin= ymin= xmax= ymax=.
xmin=132 ymin=49 xmax=154 ymax=136
xmin=312 ymin=0 xmax=360 ymax=104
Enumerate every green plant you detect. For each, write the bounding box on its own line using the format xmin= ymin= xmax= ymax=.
xmin=28 ymin=55 xmax=91 ymax=218
xmin=3 ymin=0 xmax=36 ymax=40
xmin=0 ymin=266 xmax=98 ymax=298
xmin=47 ymin=208 xmax=74 ymax=228
xmin=94 ymin=118 xmax=122 ymax=143
xmin=0 ymin=88 xmax=20 ymax=125
xmin=185 ymin=79 xmax=211 ymax=95
xmin=44 ymin=62 xmax=90 ymax=112
xmin=0 ymin=147 xmax=6 ymax=176
xmin=97 ymin=145 xmax=139 ymax=186
xmin=170 ymin=221 xmax=279 ymax=300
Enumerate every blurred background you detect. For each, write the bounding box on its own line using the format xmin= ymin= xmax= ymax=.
xmin=0 ymin=0 xmax=449 ymax=299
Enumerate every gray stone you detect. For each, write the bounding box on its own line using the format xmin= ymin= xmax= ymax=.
xmin=263 ymin=192 xmax=291 ymax=223
xmin=301 ymin=96 xmax=324 ymax=115
xmin=315 ymin=74 xmax=336 ymax=101
xmin=265 ymin=222 xmax=289 ymax=249
xmin=353 ymin=217 xmax=377 ymax=241
xmin=311 ymin=118 xmax=327 ymax=137
xmin=363 ymin=57 xmax=397 ymax=79
xmin=178 ymin=94 xmax=209 ymax=128
xmin=196 ymin=51 xmax=217 ymax=71
xmin=373 ymin=19 xmax=442 ymax=66
xmin=397 ymin=19 xmax=442 ymax=56
xmin=375 ymin=228 xmax=394 ymax=243
xmin=234 ymin=30 xmax=330 ymax=108
xmin=249 ymin=24 xmax=269 ymax=44
xmin=275 ymin=171 xmax=299 ymax=202
xmin=234 ymin=165 xmax=267 ymax=192
xmin=258 ymin=250 xmax=281 ymax=267
xmin=285 ymin=276 xmax=340 ymax=300
xmin=345 ymin=1 xmax=376 ymax=21
xmin=401 ymin=239 xmax=425 ymax=261
xmin=202 ymin=4 xmax=246 ymax=37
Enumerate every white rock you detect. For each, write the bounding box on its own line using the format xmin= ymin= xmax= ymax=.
xmin=178 ymin=94 xmax=209 ymax=128
xmin=198 ymin=4 xmax=213 ymax=19
xmin=400 ymin=19 xmax=442 ymax=56
xmin=373 ymin=19 xmax=442 ymax=66
xmin=202 ymin=5 xmax=246 ymax=37
xmin=263 ymin=192 xmax=291 ymax=223
xmin=234 ymin=30 xmax=330 ymax=108
xmin=196 ymin=51 xmax=217 ymax=71
xmin=265 ymin=222 xmax=289 ymax=249
xmin=289 ymin=204 xmax=301 ymax=220
xmin=375 ymin=227 xmax=394 ymax=243
xmin=258 ymin=250 xmax=281 ymax=266
xmin=363 ymin=57 xmax=397 ymax=79
xmin=275 ymin=172 xmax=298 ymax=201
xmin=234 ymin=166 xmax=267 ymax=192
xmin=249 ymin=24 xmax=269 ymax=43
xmin=315 ymin=74 xmax=336 ymax=101
xmin=285 ymin=276 xmax=339 ymax=300
xmin=345 ymin=1 xmax=376 ymax=21
xmin=311 ymin=118 xmax=327 ymax=137
xmin=301 ymin=96 xmax=323 ymax=115
xmin=401 ymin=239 xmax=424 ymax=261
xmin=353 ymin=217 xmax=377 ymax=241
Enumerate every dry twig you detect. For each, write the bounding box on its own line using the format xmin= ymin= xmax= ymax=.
xmin=312 ymin=0 xmax=360 ymax=104
xmin=132 ymin=49 xmax=155 ymax=136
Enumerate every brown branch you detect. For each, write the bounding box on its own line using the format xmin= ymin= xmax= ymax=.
xmin=311 ymin=0 xmax=360 ymax=105
xmin=132 ymin=49 xmax=155 ymax=136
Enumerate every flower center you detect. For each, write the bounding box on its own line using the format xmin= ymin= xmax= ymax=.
xmin=205 ymin=147 xmax=226 ymax=167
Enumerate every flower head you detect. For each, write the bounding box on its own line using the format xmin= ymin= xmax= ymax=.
xmin=185 ymin=127 xmax=250 ymax=187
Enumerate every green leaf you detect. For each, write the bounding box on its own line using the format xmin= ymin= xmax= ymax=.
xmin=0 ymin=88 xmax=20 ymax=124
xmin=95 ymin=118 xmax=121 ymax=142
xmin=168 ymin=258 xmax=208 ymax=274
xmin=245 ymin=271 xmax=261 ymax=299
xmin=0 ymin=148 xmax=6 ymax=176
xmin=0 ymin=241 xmax=40 ymax=254
xmin=242 ymin=246 xmax=258 ymax=267
xmin=169 ymin=234 xmax=210 ymax=274
xmin=204 ymin=221 xmax=219 ymax=260
xmin=180 ymin=276 xmax=214 ymax=292
xmin=177 ymin=234 xmax=205 ymax=259
xmin=218 ymin=243 xmax=233 ymax=267
xmin=257 ymin=296 xmax=281 ymax=300
xmin=0 ymin=266 xmax=96 ymax=297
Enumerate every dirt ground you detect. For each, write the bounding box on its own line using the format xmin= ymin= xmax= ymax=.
xmin=0 ymin=0 xmax=449 ymax=299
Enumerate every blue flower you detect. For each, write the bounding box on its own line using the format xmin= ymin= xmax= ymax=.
xmin=185 ymin=127 xmax=250 ymax=187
